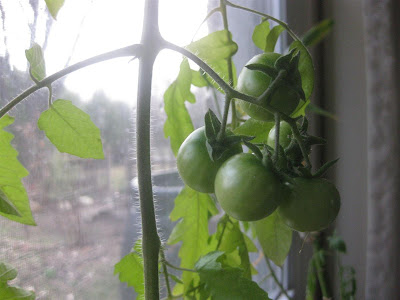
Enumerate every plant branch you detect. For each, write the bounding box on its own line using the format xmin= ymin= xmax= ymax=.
xmin=0 ymin=44 xmax=142 ymax=119
xmin=274 ymin=113 xmax=280 ymax=162
xmin=265 ymin=258 xmax=293 ymax=300
xmin=164 ymin=260 xmax=197 ymax=273
xmin=160 ymin=250 xmax=172 ymax=299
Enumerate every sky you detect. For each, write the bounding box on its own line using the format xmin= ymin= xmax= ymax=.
xmin=0 ymin=0 xmax=208 ymax=105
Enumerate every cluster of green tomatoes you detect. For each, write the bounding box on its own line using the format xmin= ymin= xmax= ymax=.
xmin=177 ymin=52 xmax=340 ymax=232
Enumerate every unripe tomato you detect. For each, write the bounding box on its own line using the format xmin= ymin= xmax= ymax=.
xmin=177 ymin=127 xmax=242 ymax=193
xmin=267 ymin=121 xmax=293 ymax=149
xmin=278 ymin=177 xmax=341 ymax=232
xmin=214 ymin=153 xmax=282 ymax=221
xmin=236 ymin=53 xmax=300 ymax=121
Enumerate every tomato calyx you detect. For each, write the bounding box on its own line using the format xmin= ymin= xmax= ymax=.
xmin=204 ymin=109 xmax=249 ymax=161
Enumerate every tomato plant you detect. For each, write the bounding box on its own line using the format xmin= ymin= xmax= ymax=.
xmin=237 ymin=53 xmax=300 ymax=121
xmin=177 ymin=126 xmax=242 ymax=193
xmin=278 ymin=178 xmax=341 ymax=232
xmin=0 ymin=0 xmax=356 ymax=299
xmin=215 ymin=153 xmax=281 ymax=221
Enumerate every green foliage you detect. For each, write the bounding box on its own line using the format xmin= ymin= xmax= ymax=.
xmin=0 ymin=115 xmax=35 ymax=225
xmin=307 ymin=103 xmax=337 ymax=120
xmin=254 ymin=211 xmax=292 ymax=266
xmin=163 ymin=59 xmax=195 ymax=156
xmin=25 ymin=43 xmax=46 ymax=82
xmin=0 ymin=262 xmax=36 ymax=299
xmin=252 ymin=20 xmax=284 ymax=52
xmin=44 ymin=0 xmax=65 ymax=20
xmin=168 ymin=186 xmax=218 ymax=292
xmin=114 ymin=240 xmax=144 ymax=300
xmin=195 ymin=251 xmax=271 ymax=300
xmin=305 ymin=258 xmax=317 ymax=300
xmin=38 ymin=99 xmax=104 ymax=159
xmin=234 ymin=119 xmax=274 ymax=144
xmin=187 ymin=30 xmax=238 ymax=90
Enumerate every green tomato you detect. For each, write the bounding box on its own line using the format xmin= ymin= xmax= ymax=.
xmin=236 ymin=53 xmax=300 ymax=121
xmin=214 ymin=153 xmax=282 ymax=221
xmin=278 ymin=178 xmax=341 ymax=232
xmin=267 ymin=121 xmax=293 ymax=149
xmin=177 ymin=127 xmax=242 ymax=194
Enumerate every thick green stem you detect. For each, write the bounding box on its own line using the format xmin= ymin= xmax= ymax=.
xmin=137 ymin=0 xmax=162 ymax=299
xmin=0 ymin=44 xmax=141 ymax=119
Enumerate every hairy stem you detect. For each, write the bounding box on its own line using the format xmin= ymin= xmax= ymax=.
xmin=136 ymin=0 xmax=162 ymax=299
xmin=160 ymin=250 xmax=172 ymax=299
xmin=0 ymin=44 xmax=141 ymax=119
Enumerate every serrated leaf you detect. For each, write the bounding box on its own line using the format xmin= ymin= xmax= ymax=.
xmin=0 ymin=262 xmax=35 ymax=299
xmin=254 ymin=210 xmax=292 ymax=266
xmin=234 ymin=119 xmax=274 ymax=144
xmin=38 ymin=99 xmax=104 ymax=159
xmin=25 ymin=43 xmax=46 ymax=82
xmin=265 ymin=25 xmax=285 ymax=52
xmin=168 ymin=186 xmax=218 ymax=292
xmin=186 ymin=30 xmax=238 ymax=91
xmin=0 ymin=115 xmax=35 ymax=225
xmin=289 ymin=41 xmax=314 ymax=100
xmin=195 ymin=251 xmax=271 ymax=300
xmin=252 ymin=20 xmax=270 ymax=51
xmin=163 ymin=59 xmax=195 ymax=156
xmin=302 ymin=19 xmax=334 ymax=47
xmin=114 ymin=240 xmax=144 ymax=300
xmin=212 ymin=218 xmax=254 ymax=279
xmin=44 ymin=0 xmax=65 ymax=19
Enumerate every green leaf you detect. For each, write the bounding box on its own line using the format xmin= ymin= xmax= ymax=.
xmin=211 ymin=218 xmax=256 ymax=279
xmin=114 ymin=240 xmax=144 ymax=300
xmin=25 ymin=43 xmax=46 ymax=82
xmin=289 ymin=41 xmax=314 ymax=100
xmin=0 ymin=262 xmax=17 ymax=282
xmin=302 ymin=19 xmax=334 ymax=47
xmin=252 ymin=20 xmax=270 ymax=51
xmin=44 ymin=0 xmax=65 ymax=20
xmin=186 ymin=30 xmax=238 ymax=90
xmin=0 ymin=262 xmax=35 ymax=299
xmin=254 ymin=210 xmax=292 ymax=266
xmin=328 ymin=231 xmax=347 ymax=253
xmin=163 ymin=59 xmax=195 ymax=156
xmin=306 ymin=103 xmax=337 ymax=120
xmin=38 ymin=99 xmax=104 ymax=159
xmin=265 ymin=25 xmax=285 ymax=52
xmin=191 ymin=70 xmax=208 ymax=87
xmin=234 ymin=119 xmax=274 ymax=144
xmin=291 ymin=99 xmax=311 ymax=118
xmin=168 ymin=186 xmax=218 ymax=292
xmin=195 ymin=251 xmax=271 ymax=300
xmin=0 ymin=190 xmax=21 ymax=217
xmin=0 ymin=115 xmax=35 ymax=225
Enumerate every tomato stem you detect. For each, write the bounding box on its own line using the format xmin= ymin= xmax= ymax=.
xmin=273 ymin=113 xmax=280 ymax=163
xmin=160 ymin=250 xmax=173 ymax=299
xmin=313 ymin=233 xmax=332 ymax=299
xmin=0 ymin=44 xmax=141 ymax=119
xmin=265 ymin=258 xmax=293 ymax=300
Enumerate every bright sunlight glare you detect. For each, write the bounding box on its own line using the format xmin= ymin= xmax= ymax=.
xmin=1 ymin=0 xmax=208 ymax=105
